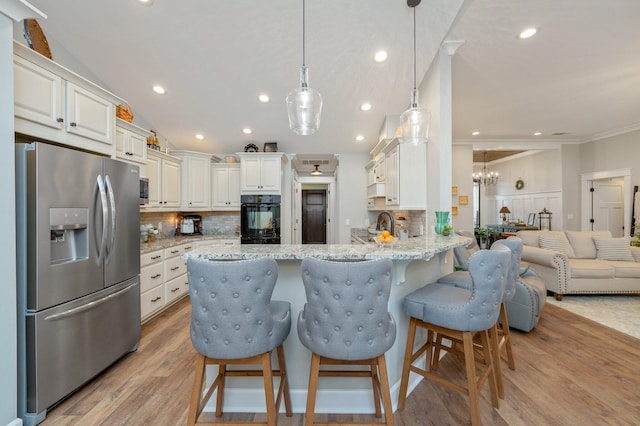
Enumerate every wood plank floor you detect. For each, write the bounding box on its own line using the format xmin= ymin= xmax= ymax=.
xmin=41 ymin=298 xmax=640 ymax=425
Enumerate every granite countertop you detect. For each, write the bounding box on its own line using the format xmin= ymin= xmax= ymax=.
xmin=140 ymin=234 xmax=238 ymax=254
xmin=183 ymin=234 xmax=471 ymax=261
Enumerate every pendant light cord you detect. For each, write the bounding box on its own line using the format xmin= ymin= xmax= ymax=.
xmin=412 ymin=6 xmax=416 ymax=90
xmin=302 ymin=0 xmax=306 ymax=67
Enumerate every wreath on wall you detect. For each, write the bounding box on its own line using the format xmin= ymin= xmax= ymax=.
xmin=515 ymin=179 xmax=525 ymax=190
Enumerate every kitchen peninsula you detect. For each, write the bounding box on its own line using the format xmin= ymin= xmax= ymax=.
xmin=183 ymin=234 xmax=471 ymax=414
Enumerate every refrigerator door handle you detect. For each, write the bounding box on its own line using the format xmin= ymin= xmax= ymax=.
xmin=104 ymin=174 xmax=117 ymax=261
xmin=43 ymin=281 xmax=138 ymax=321
xmin=96 ymin=174 xmax=109 ymax=264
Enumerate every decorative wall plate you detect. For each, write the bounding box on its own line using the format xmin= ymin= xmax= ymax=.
xmin=244 ymin=143 xmax=259 ymax=152
xmin=515 ymin=179 xmax=525 ymax=190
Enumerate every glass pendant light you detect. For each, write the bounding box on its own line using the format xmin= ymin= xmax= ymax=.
xmin=400 ymin=0 xmax=430 ymax=145
xmin=286 ymin=0 xmax=323 ymax=135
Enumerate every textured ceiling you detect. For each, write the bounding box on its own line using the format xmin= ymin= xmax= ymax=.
xmin=18 ymin=0 xmax=640 ymax=157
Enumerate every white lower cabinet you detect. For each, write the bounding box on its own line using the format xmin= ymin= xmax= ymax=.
xmin=140 ymin=242 xmax=193 ymax=322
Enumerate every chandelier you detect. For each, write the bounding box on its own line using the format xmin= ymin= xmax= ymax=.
xmin=473 ymin=152 xmax=499 ymax=185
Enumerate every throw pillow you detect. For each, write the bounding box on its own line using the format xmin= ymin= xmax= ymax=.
xmin=539 ymin=234 xmax=576 ymax=258
xmin=565 ymin=230 xmax=612 ymax=259
xmin=592 ymin=237 xmax=635 ymax=262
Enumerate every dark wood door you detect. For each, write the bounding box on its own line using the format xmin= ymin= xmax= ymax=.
xmin=302 ymin=190 xmax=326 ymax=244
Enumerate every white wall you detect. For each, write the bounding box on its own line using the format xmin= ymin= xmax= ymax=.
xmin=335 ymin=154 xmax=369 ymax=243
xmin=561 ymin=144 xmax=581 ymax=230
xmin=452 ymin=144 xmax=474 ymax=232
xmin=1 ymin=10 xmax=18 ymax=426
xmin=478 ymin=150 xmax=563 ymax=228
xmin=581 ymin=129 xmax=640 ymax=184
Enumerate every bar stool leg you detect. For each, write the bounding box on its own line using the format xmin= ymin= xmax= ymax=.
xmin=276 ymin=344 xmax=293 ymax=416
xmin=216 ymin=364 xmax=226 ymax=417
xmin=377 ymin=354 xmax=395 ymax=426
xmin=187 ymin=354 xmax=206 ymax=426
xmin=398 ymin=317 xmax=418 ymax=411
xmin=462 ymin=332 xmax=482 ymax=426
xmin=305 ymin=353 xmax=321 ymax=426
xmin=499 ymin=303 xmax=516 ymax=370
xmin=480 ymin=328 xmax=500 ymax=408
xmin=371 ymin=358 xmax=383 ymax=417
xmin=261 ymin=353 xmax=277 ymax=426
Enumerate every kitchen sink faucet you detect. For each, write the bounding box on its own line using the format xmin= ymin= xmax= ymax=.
xmin=376 ymin=211 xmax=395 ymax=236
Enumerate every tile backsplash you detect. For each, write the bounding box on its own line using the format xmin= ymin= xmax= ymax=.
xmin=140 ymin=211 xmax=240 ymax=238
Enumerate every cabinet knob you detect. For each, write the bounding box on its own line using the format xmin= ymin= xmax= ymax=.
xmin=56 ymin=117 xmax=64 ymax=123
xmin=70 ymin=122 xmax=77 ymax=127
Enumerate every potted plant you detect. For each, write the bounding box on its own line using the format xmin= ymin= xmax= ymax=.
xmin=474 ymin=227 xmax=490 ymax=249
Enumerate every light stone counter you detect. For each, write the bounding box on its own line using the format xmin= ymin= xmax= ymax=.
xmin=182 ymin=234 xmax=471 ymax=415
xmin=140 ymin=234 xmax=238 ymax=254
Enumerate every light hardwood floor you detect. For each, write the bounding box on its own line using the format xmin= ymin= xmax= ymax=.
xmin=41 ymin=298 xmax=640 ymax=425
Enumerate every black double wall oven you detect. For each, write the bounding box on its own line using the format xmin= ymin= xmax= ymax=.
xmin=240 ymin=195 xmax=281 ymax=244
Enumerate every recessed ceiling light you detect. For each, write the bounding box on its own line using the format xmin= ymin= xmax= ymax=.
xmin=258 ymin=94 xmax=270 ymax=103
xmin=471 ymin=131 xmax=480 ymax=136
xmin=242 ymin=128 xmax=253 ymax=135
xmin=195 ymin=134 xmax=204 ymax=140
xmin=137 ymin=0 xmax=153 ymax=5
xmin=533 ymin=132 xmax=542 ymax=136
xmin=374 ymin=50 xmax=388 ymax=63
xmin=152 ymin=85 xmax=166 ymax=95
xmin=355 ymin=135 xmax=364 ymax=142
xmin=360 ymin=103 xmax=372 ymax=112
xmin=518 ymin=27 xmax=538 ymax=39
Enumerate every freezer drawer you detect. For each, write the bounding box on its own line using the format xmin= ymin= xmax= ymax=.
xmin=24 ymin=278 xmax=141 ymax=415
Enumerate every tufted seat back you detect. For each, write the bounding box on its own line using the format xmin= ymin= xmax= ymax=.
xmin=404 ymin=245 xmax=510 ymax=332
xmin=453 ymin=230 xmax=481 ymax=270
xmin=491 ymin=237 xmax=523 ymax=303
xmin=187 ymin=258 xmax=291 ymax=360
xmin=297 ymin=257 xmax=396 ymax=361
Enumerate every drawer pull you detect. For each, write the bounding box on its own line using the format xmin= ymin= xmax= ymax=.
xmin=171 ymin=250 xmax=179 ymax=254
xmin=184 ymin=246 xmax=192 ymax=250
xmin=56 ymin=117 xmax=64 ymax=123
xmin=70 ymin=122 xmax=77 ymax=127
xmin=151 ymin=274 xmax=161 ymax=279
xmin=151 ymin=255 xmax=162 ymax=260
xmin=170 ymin=266 xmax=180 ymax=271
xmin=151 ymin=296 xmax=161 ymax=303
xmin=171 ymin=287 xmax=180 ymax=293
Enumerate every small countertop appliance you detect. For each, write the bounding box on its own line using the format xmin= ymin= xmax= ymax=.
xmin=179 ymin=215 xmax=202 ymax=235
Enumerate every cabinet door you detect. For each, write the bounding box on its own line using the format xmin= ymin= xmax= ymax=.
xmin=241 ymin=158 xmax=262 ymax=191
xmin=385 ymin=146 xmax=399 ymax=206
xmin=14 ymin=56 xmax=63 ymax=130
xmin=228 ymin=166 xmax=241 ymax=207
xmin=66 ymin=82 xmax=114 ymax=145
xmin=184 ymin=156 xmax=210 ymax=208
xmin=128 ymin=132 xmax=147 ymax=164
xmin=146 ymin=154 xmax=162 ymax=207
xmin=212 ymin=167 xmax=231 ymax=208
xmin=259 ymin=157 xmax=281 ymax=191
xmin=115 ymin=127 xmax=127 ymax=159
xmin=162 ymin=159 xmax=181 ymax=208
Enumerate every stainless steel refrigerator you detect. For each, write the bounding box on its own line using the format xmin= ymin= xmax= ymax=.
xmin=15 ymin=141 xmax=141 ymax=426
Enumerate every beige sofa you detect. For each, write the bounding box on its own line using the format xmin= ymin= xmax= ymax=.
xmin=516 ymin=230 xmax=640 ymax=300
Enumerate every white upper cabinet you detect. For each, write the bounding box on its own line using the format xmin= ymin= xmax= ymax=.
xmin=145 ymin=150 xmax=181 ymax=210
xmin=115 ymin=119 xmax=148 ymax=165
xmin=237 ymin=153 xmax=285 ymax=194
xmin=13 ymin=42 xmax=122 ymax=157
xmin=211 ymin=163 xmax=241 ymax=210
xmin=65 ymin=82 xmax=113 ymax=144
xmin=173 ymin=151 xmax=212 ymax=210
xmin=13 ymin=55 xmax=62 ymax=130
xmin=382 ymin=138 xmax=427 ymax=210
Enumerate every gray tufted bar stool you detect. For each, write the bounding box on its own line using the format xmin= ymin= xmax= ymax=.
xmin=186 ymin=257 xmax=292 ymax=426
xmin=435 ymin=237 xmax=523 ymax=399
xmin=397 ymin=245 xmax=511 ymax=426
xmin=298 ymin=257 xmax=396 ymax=426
